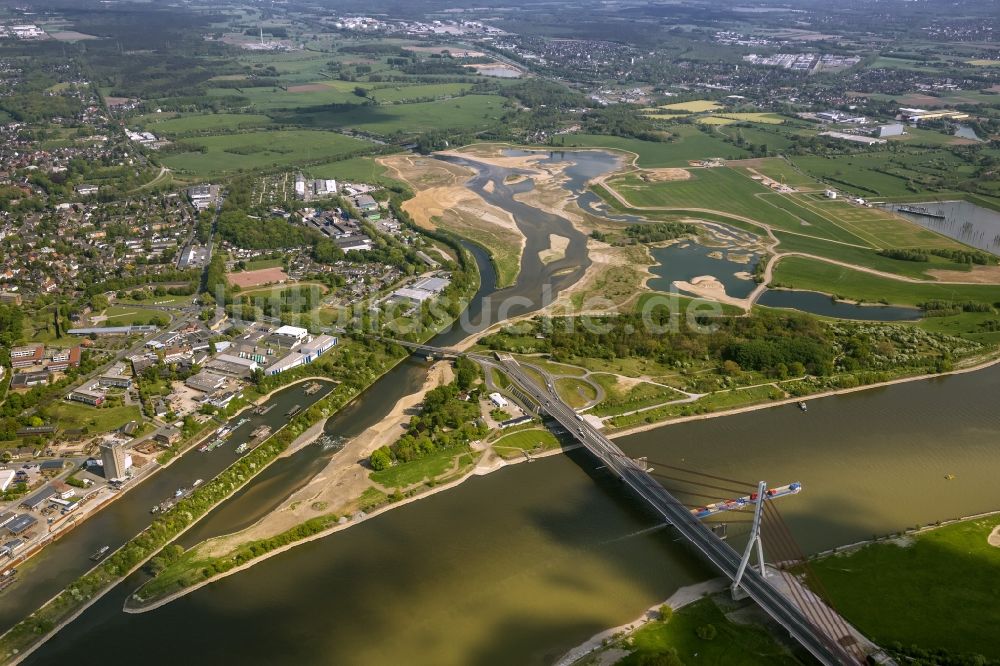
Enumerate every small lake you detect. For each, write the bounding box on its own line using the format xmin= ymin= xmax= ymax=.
xmin=758 ymin=289 xmax=923 ymax=321
xmin=476 ymin=66 xmax=522 ymax=78
xmin=954 ymin=124 xmax=982 ymax=141
xmin=883 ymin=200 xmax=1000 ymax=255
xmin=647 ymin=242 xmax=759 ymax=299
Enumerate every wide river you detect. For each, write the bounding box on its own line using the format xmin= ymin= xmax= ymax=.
xmin=20 ymin=150 xmax=1000 ymax=665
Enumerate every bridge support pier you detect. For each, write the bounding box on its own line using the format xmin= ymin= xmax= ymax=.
xmin=731 ymin=481 xmax=767 ymax=600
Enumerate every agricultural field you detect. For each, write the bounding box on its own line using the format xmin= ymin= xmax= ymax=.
xmin=367 ymin=82 xmax=474 ymax=103
xmin=161 ymin=130 xmax=372 ymax=176
xmin=277 ymin=94 xmax=508 ymax=135
xmin=789 ymin=150 xmax=998 ymax=200
xmin=604 ymin=167 xmax=805 ymax=227
xmin=558 ymin=128 xmax=749 ymax=167
xmin=733 ymin=157 xmax=823 ymax=189
xmin=758 ymin=192 xmax=967 ymax=249
xmin=697 ymin=116 xmax=738 ymax=126
xmin=639 ymin=112 xmax=689 ymax=121
xmin=658 ymin=100 xmax=722 ymax=113
xmin=715 ymin=112 xmax=785 ymax=124
xmin=204 ymin=83 xmax=362 ymax=110
xmin=716 ymin=124 xmax=798 ymax=152
xmin=810 ymin=515 xmax=1000 ymax=661
xmin=136 ymin=112 xmax=274 ymax=136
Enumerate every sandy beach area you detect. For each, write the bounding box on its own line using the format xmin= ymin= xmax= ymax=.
xmin=198 ymin=361 xmax=455 ymax=558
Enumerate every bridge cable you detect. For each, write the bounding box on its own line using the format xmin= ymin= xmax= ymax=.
xmin=646 ymin=471 xmax=754 ymax=498
xmin=641 ymin=460 xmax=756 ymax=487
xmin=761 ymin=503 xmax=861 ymax=661
xmin=764 ymin=504 xmax=861 ymax=660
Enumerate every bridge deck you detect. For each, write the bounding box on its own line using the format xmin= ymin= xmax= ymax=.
xmin=376 ymin=341 xmax=860 ymax=665
xmin=492 ymin=357 xmax=859 ymax=666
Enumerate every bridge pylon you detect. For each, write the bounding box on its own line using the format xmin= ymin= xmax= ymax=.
xmin=732 ymin=480 xmax=768 ymax=600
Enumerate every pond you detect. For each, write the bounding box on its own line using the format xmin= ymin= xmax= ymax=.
xmin=758 ymin=289 xmax=923 ymax=321
xmin=647 ymin=242 xmax=759 ymax=299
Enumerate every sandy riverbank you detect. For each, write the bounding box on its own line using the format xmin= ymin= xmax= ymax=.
xmin=125 ymin=435 xmax=575 ymax=615
xmin=379 ymin=153 xmax=526 ymax=287
xmin=194 ymin=361 xmax=454 ymax=559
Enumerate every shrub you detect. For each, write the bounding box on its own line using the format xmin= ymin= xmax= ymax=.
xmin=695 ymin=623 xmax=718 ymax=641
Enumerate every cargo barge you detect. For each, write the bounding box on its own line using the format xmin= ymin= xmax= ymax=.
xmin=690 ymin=482 xmax=802 ymax=520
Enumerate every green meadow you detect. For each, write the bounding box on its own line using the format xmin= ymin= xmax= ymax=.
xmin=138 ymin=112 xmax=274 ymax=136
xmin=811 ymin=515 xmax=1000 ymax=660
xmin=558 ymin=127 xmax=750 ymax=167
xmin=161 ymin=130 xmax=371 ymax=176
xmin=277 ymin=94 xmax=507 ymax=135
xmin=770 ymin=256 xmax=1000 ymax=306
xmin=306 ymin=156 xmax=403 ymax=188
xmin=772 ymin=231 xmax=972 ymax=279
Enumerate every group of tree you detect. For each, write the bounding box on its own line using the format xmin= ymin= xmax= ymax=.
xmin=483 ymin=310 xmax=844 ymax=379
xmin=625 ymin=221 xmax=697 ymax=244
xmin=879 ymin=248 xmax=997 ymax=265
xmin=370 ymin=366 xmax=486 ymax=471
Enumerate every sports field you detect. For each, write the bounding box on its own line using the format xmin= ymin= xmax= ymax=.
xmin=227 ymin=267 xmax=289 ymax=289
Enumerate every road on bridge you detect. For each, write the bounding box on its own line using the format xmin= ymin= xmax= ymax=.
xmin=473 ymin=353 xmax=860 ymax=666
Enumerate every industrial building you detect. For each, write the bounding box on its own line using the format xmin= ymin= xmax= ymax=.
xmin=5 ymin=514 xmax=37 ymax=536
xmin=10 ymin=371 xmax=50 ymax=390
xmin=185 ymin=371 xmax=228 ymax=393
xmin=264 ymin=335 xmax=338 ymax=376
xmin=270 ymin=325 xmax=311 ymax=347
xmin=98 ymin=374 xmax=132 ymax=389
xmin=898 ymin=107 xmax=969 ymax=123
xmin=388 ymin=275 xmax=451 ymax=307
xmin=100 ymin=440 xmax=131 ymax=481
xmin=187 ymin=184 xmax=219 ymax=211
xmin=818 ymin=131 xmax=886 ymax=146
xmin=879 ymin=123 xmax=906 ymax=138
xmin=207 ymin=354 xmax=260 ymax=378
xmin=489 ymin=392 xmax=509 ymax=409
xmin=815 ymin=110 xmax=867 ymax=124
xmin=0 ymin=469 xmax=14 ymax=492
